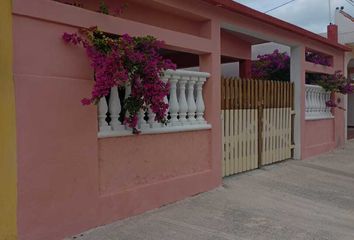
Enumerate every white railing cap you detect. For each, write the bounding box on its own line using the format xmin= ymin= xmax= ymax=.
xmin=164 ymin=69 xmax=210 ymax=78
xmin=305 ymin=84 xmax=324 ymax=89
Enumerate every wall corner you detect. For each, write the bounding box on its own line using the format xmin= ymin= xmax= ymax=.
xmin=0 ymin=1 xmax=18 ymax=239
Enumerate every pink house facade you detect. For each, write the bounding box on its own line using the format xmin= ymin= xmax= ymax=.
xmin=0 ymin=0 xmax=351 ymax=239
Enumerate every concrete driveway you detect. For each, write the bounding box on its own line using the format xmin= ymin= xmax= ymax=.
xmin=66 ymin=142 xmax=354 ymax=240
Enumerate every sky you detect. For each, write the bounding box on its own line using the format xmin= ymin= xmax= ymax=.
xmin=234 ymin=0 xmax=354 ymax=33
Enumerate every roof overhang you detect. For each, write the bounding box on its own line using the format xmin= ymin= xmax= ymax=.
xmin=202 ymin=0 xmax=352 ymax=52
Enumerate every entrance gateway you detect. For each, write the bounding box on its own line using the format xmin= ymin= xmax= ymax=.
xmin=221 ymin=77 xmax=295 ymax=177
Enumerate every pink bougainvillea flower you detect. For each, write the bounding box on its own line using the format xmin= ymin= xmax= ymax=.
xmin=63 ymin=28 xmax=176 ymax=132
xmin=326 ymin=99 xmax=337 ymax=108
xmin=81 ymin=98 xmax=92 ymax=105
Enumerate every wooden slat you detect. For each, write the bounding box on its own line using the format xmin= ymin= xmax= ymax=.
xmin=250 ymin=79 xmax=255 ymax=169
xmin=246 ymin=79 xmax=250 ymax=171
xmin=274 ymin=81 xmax=278 ymax=163
xmin=273 ymin=81 xmax=277 ymax=163
xmin=257 ymin=80 xmax=263 ymax=167
xmin=276 ymin=81 xmax=281 ymax=163
xmin=225 ymin=78 xmax=230 ymax=175
xmin=240 ymin=79 xmax=244 ymax=172
xmin=262 ymin=81 xmax=267 ymax=164
xmin=285 ymin=82 xmax=289 ymax=159
xmin=221 ymin=78 xmax=225 ymax=176
xmin=233 ymin=79 xmax=238 ymax=173
xmin=237 ymin=79 xmax=242 ymax=173
xmin=230 ymin=78 xmax=235 ymax=174
xmin=238 ymin=79 xmax=243 ymax=172
xmin=267 ymin=81 xmax=271 ymax=164
xmin=280 ymin=82 xmax=285 ymax=161
xmin=264 ymin=82 xmax=271 ymax=164
xmin=221 ymin=78 xmax=225 ymax=110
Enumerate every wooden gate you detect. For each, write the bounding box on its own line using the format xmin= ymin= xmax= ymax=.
xmin=221 ymin=78 xmax=294 ymax=177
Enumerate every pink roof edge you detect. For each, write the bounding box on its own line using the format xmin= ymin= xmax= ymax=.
xmin=202 ymin=0 xmax=352 ymax=51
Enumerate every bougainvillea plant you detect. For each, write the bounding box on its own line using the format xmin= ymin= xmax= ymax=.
xmin=305 ymin=50 xmax=331 ymax=66
xmin=62 ymin=27 xmax=176 ymax=133
xmin=251 ymin=49 xmax=353 ymax=109
xmin=313 ymin=70 xmax=354 ymax=108
xmin=252 ymin=49 xmax=332 ymax=82
xmin=251 ymin=49 xmax=290 ymax=82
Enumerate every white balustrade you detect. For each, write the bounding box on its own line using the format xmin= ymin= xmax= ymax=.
xmin=305 ymin=84 xmax=333 ymax=120
xmin=97 ymin=69 xmax=211 ymax=138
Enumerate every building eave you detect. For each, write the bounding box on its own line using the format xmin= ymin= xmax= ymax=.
xmin=202 ymin=0 xmax=352 ymax=52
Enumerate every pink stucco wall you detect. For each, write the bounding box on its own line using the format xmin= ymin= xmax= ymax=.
xmin=302 ymin=106 xmax=345 ymax=159
xmin=13 ymin=13 xmax=220 ymax=240
xmin=303 ymin=119 xmax=336 ymax=158
xmin=99 ymin=132 xmax=212 ymax=195
xmin=12 ymin=0 xmax=347 ymax=239
xmin=302 ymin=50 xmax=346 ymax=159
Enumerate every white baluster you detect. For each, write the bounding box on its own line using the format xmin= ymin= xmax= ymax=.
xmin=148 ymin=107 xmax=160 ymax=128
xmin=196 ymin=76 xmax=207 ymax=124
xmin=316 ymin=88 xmax=322 ymax=116
xmin=138 ymin=108 xmax=149 ymax=130
xmin=124 ymin=83 xmax=132 ymax=130
xmin=178 ymin=75 xmax=189 ymax=125
xmin=316 ymin=87 xmax=320 ymax=117
xmin=326 ymin=92 xmax=331 ymax=116
xmin=318 ymin=89 xmax=322 ymax=115
xmin=161 ymin=74 xmax=170 ymax=127
xmin=313 ymin=88 xmax=319 ymax=116
xmin=309 ymin=88 xmax=313 ymax=115
xmin=319 ymin=88 xmax=324 ymax=116
xmin=323 ymin=90 xmax=328 ymax=117
xmin=307 ymin=87 xmax=311 ymax=117
xmin=109 ymin=86 xmax=124 ymax=131
xmin=305 ymin=87 xmax=310 ymax=115
xmin=98 ymin=96 xmax=111 ymax=132
xmin=169 ymin=74 xmax=180 ymax=126
xmin=187 ymin=76 xmax=197 ymax=124
xmin=311 ymin=87 xmax=316 ymax=117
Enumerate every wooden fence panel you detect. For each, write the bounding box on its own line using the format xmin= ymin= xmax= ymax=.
xmin=222 ymin=77 xmax=294 ymax=177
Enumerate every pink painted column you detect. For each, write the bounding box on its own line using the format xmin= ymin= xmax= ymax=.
xmin=239 ymin=59 xmax=252 ymax=78
xmin=334 ymin=53 xmax=346 ymax=147
xmin=290 ymin=45 xmax=305 ymax=159
xmin=199 ymin=19 xmax=222 ymax=184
